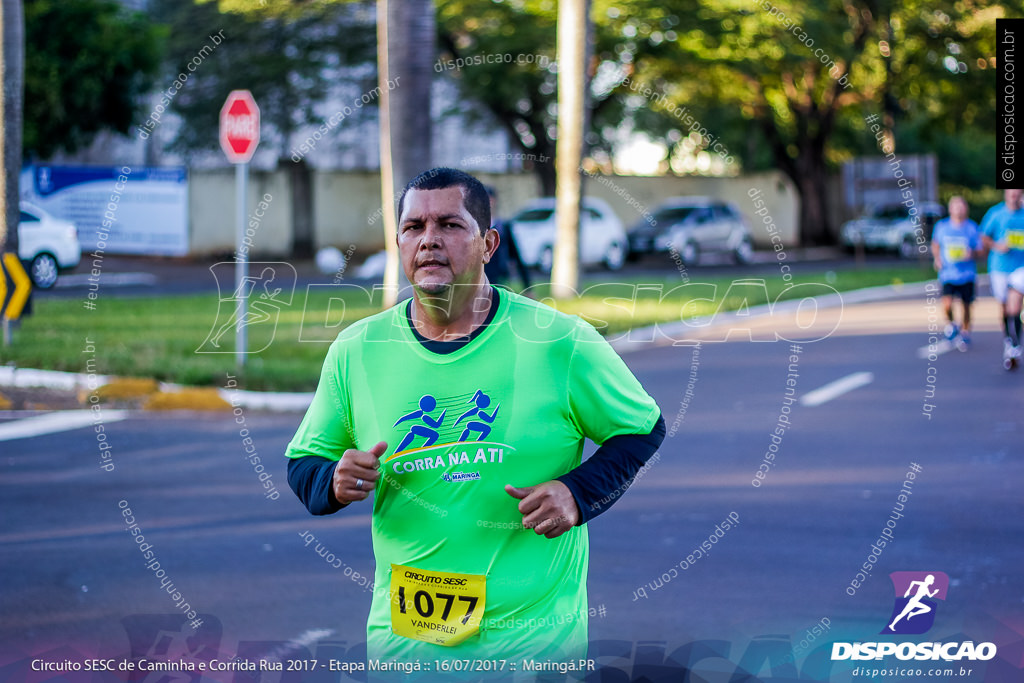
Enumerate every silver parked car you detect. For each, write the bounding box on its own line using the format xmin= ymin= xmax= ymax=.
xmin=509 ymin=197 xmax=628 ymax=273
xmin=626 ymin=197 xmax=754 ymax=266
xmin=840 ymin=202 xmax=946 ymax=259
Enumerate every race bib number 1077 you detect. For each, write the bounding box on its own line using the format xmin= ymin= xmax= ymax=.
xmin=390 ymin=564 xmax=486 ymax=646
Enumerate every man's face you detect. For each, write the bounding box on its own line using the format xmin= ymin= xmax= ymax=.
xmin=1006 ymin=189 xmax=1023 ymax=211
xmin=948 ymin=198 xmax=967 ymax=222
xmin=398 ymin=186 xmax=490 ymax=296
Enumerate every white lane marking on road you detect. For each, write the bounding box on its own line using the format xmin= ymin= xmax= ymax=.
xmin=916 ymin=339 xmax=954 ymax=359
xmin=800 ymin=372 xmax=874 ymax=407
xmin=0 ymin=410 xmax=128 ymax=441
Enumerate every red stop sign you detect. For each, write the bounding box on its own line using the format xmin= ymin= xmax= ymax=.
xmin=220 ymin=90 xmax=260 ymax=163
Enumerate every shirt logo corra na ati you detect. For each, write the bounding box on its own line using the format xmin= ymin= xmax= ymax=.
xmin=384 ymin=391 xmax=515 ymax=476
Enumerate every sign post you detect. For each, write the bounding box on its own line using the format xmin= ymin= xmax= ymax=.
xmin=219 ymin=90 xmax=260 ymax=368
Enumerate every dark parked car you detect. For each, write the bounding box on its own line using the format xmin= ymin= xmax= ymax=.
xmin=627 ymin=197 xmax=754 ymax=266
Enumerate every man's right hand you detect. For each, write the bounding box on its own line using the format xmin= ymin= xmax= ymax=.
xmin=333 ymin=441 xmax=387 ymax=505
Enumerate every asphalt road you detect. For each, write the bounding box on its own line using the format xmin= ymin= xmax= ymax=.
xmin=1 ymin=292 xmax=1022 ymax=682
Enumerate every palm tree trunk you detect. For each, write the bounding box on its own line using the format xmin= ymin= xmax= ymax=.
xmin=1 ymin=0 xmax=24 ymax=253
xmin=378 ymin=0 xmax=433 ymax=307
xmin=551 ymin=0 xmax=586 ymax=299
xmin=289 ymin=158 xmax=314 ymax=258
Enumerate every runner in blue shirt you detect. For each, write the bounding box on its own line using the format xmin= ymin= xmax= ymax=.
xmin=981 ymin=189 xmax=1024 ymax=367
xmin=930 ymin=197 xmax=981 ymax=351
xmin=980 ymin=190 xmax=1023 ymax=356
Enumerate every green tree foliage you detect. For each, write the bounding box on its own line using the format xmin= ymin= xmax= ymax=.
xmin=152 ymin=0 xmax=375 ymax=160
xmin=435 ymin=0 xmax=660 ymax=195
xmin=601 ymin=0 xmax=1004 ymax=242
xmin=23 ymin=0 xmax=164 ymax=158
xmin=435 ymin=0 xmax=559 ymax=193
xmin=861 ymin=5 xmax=1002 ymax=189
xmin=437 ymin=0 xmax=1006 ymax=243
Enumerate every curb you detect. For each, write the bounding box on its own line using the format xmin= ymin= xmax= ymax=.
xmin=0 ymin=366 xmax=313 ymax=413
xmin=1 ymin=276 xmax=950 ymax=411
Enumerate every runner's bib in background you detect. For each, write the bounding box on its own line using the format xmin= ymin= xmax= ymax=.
xmin=944 ymin=240 xmax=970 ymax=263
xmin=1007 ymin=230 xmax=1024 ymax=250
xmin=390 ymin=564 xmax=486 ymax=646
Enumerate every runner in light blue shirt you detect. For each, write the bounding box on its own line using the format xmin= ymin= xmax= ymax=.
xmin=930 ymin=196 xmax=980 ymax=350
xmin=981 ymin=189 xmax=1024 ymax=366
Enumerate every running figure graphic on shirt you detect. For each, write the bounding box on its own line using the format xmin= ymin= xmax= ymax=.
xmin=888 ymin=574 xmax=939 ymax=631
xmin=455 ymin=390 xmax=500 ymax=442
xmin=394 ymin=395 xmax=447 ymax=453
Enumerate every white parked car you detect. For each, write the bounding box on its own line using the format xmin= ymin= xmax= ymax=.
xmin=18 ymin=202 xmax=81 ymax=288
xmin=840 ymin=202 xmax=946 ymax=259
xmin=508 ymin=197 xmax=627 ymax=273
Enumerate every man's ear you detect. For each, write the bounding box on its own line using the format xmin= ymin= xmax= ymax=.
xmin=483 ymin=227 xmax=500 ymax=263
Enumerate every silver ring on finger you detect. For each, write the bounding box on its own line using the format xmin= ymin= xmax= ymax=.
xmin=356 ymin=478 xmax=364 ymax=490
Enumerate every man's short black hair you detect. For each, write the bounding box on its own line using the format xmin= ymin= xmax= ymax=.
xmin=398 ymin=167 xmax=491 ymax=234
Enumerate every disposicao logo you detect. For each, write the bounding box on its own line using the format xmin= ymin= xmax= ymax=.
xmin=832 ymin=571 xmax=997 ymax=663
xmin=881 ymin=571 xmax=949 ymax=635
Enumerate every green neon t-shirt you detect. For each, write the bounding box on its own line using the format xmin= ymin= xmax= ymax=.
xmin=286 ymin=288 xmax=660 ymax=667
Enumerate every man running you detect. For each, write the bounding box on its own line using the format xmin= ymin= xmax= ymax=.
xmin=931 ymin=196 xmax=980 ymax=351
xmin=980 ymin=189 xmax=1024 ymax=366
xmin=285 ymin=168 xmax=664 ymax=677
xmin=888 ymin=574 xmax=939 ymax=632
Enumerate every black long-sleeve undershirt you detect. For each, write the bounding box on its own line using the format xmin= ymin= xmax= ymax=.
xmin=287 ymin=455 xmax=345 ymax=515
xmin=287 ymin=412 xmax=665 ymax=523
xmin=557 ymin=413 xmax=665 ymax=524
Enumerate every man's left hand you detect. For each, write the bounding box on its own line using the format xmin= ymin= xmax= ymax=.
xmin=505 ymin=482 xmax=580 ymax=538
